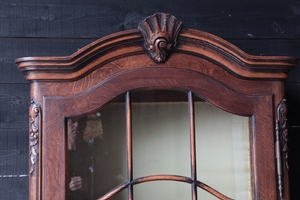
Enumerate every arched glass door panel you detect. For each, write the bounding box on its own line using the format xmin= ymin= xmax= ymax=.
xmin=195 ymin=102 xmax=251 ymax=199
xmin=132 ymin=90 xmax=190 ymax=178
xmin=66 ymin=90 xmax=251 ymax=200
xmin=66 ymin=95 xmax=127 ymax=200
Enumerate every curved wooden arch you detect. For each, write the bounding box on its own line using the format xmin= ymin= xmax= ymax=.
xmin=42 ymin=67 xmax=267 ymax=199
xmin=16 ymin=19 xmax=297 ymax=82
xmin=16 ymin=13 xmax=298 ymax=200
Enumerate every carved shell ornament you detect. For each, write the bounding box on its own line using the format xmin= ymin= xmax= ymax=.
xmin=138 ymin=13 xmax=183 ymax=63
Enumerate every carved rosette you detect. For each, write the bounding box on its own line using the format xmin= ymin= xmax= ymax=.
xmin=29 ymin=101 xmax=41 ymax=175
xmin=138 ymin=13 xmax=182 ymax=63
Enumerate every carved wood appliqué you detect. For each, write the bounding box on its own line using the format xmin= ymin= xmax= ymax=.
xmin=278 ymin=99 xmax=289 ymax=170
xmin=275 ymin=99 xmax=289 ymax=200
xmin=138 ymin=13 xmax=182 ymax=63
xmin=29 ymin=101 xmax=41 ymax=175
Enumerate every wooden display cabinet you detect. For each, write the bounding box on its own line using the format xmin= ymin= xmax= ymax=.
xmin=16 ymin=13 xmax=298 ymax=200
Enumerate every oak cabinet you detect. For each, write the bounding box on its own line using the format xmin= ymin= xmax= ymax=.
xmin=16 ymin=13 xmax=298 ymax=200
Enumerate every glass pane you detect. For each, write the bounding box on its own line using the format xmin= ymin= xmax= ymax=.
xmin=197 ymin=188 xmax=220 ymax=200
xmin=133 ymin=181 xmax=191 ymax=200
xmin=66 ymin=97 xmax=127 ymax=200
xmin=195 ymin=102 xmax=251 ymax=200
xmin=109 ymin=189 xmax=128 ymax=200
xmin=132 ymin=91 xmax=190 ymax=178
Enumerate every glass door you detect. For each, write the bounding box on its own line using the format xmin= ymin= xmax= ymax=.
xmin=66 ymin=90 xmax=251 ymax=200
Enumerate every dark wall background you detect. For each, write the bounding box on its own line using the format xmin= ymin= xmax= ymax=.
xmin=0 ymin=0 xmax=299 ymax=199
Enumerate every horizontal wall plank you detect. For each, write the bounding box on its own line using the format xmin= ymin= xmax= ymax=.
xmin=0 ymin=38 xmax=94 ymax=83
xmin=0 ymin=176 xmax=28 ymax=199
xmin=0 ymin=129 xmax=28 ymax=175
xmin=0 ymin=83 xmax=30 ymax=129
xmin=0 ymin=0 xmax=299 ymax=39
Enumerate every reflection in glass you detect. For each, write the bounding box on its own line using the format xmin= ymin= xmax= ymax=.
xmin=67 ymin=117 xmax=91 ymax=200
xmin=66 ymin=98 xmax=127 ymax=200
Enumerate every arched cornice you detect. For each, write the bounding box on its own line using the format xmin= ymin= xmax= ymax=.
xmin=16 ymin=13 xmax=298 ymax=81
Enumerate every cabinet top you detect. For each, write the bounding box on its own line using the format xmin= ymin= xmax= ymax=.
xmin=16 ymin=13 xmax=298 ymax=82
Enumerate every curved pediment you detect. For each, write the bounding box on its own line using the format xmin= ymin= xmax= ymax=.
xmin=16 ymin=13 xmax=298 ymax=81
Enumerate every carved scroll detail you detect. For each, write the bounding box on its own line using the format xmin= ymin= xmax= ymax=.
xmin=277 ymin=99 xmax=289 ymax=170
xmin=138 ymin=13 xmax=182 ymax=63
xmin=275 ymin=99 xmax=289 ymax=200
xmin=29 ymin=101 xmax=41 ymax=175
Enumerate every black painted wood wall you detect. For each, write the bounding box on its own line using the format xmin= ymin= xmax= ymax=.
xmin=0 ymin=0 xmax=299 ymax=199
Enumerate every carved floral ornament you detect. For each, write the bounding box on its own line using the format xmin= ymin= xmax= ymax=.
xmin=138 ymin=13 xmax=183 ymax=63
xmin=277 ymin=99 xmax=289 ymax=171
xmin=29 ymin=101 xmax=41 ymax=175
xmin=275 ymin=99 xmax=289 ymax=200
